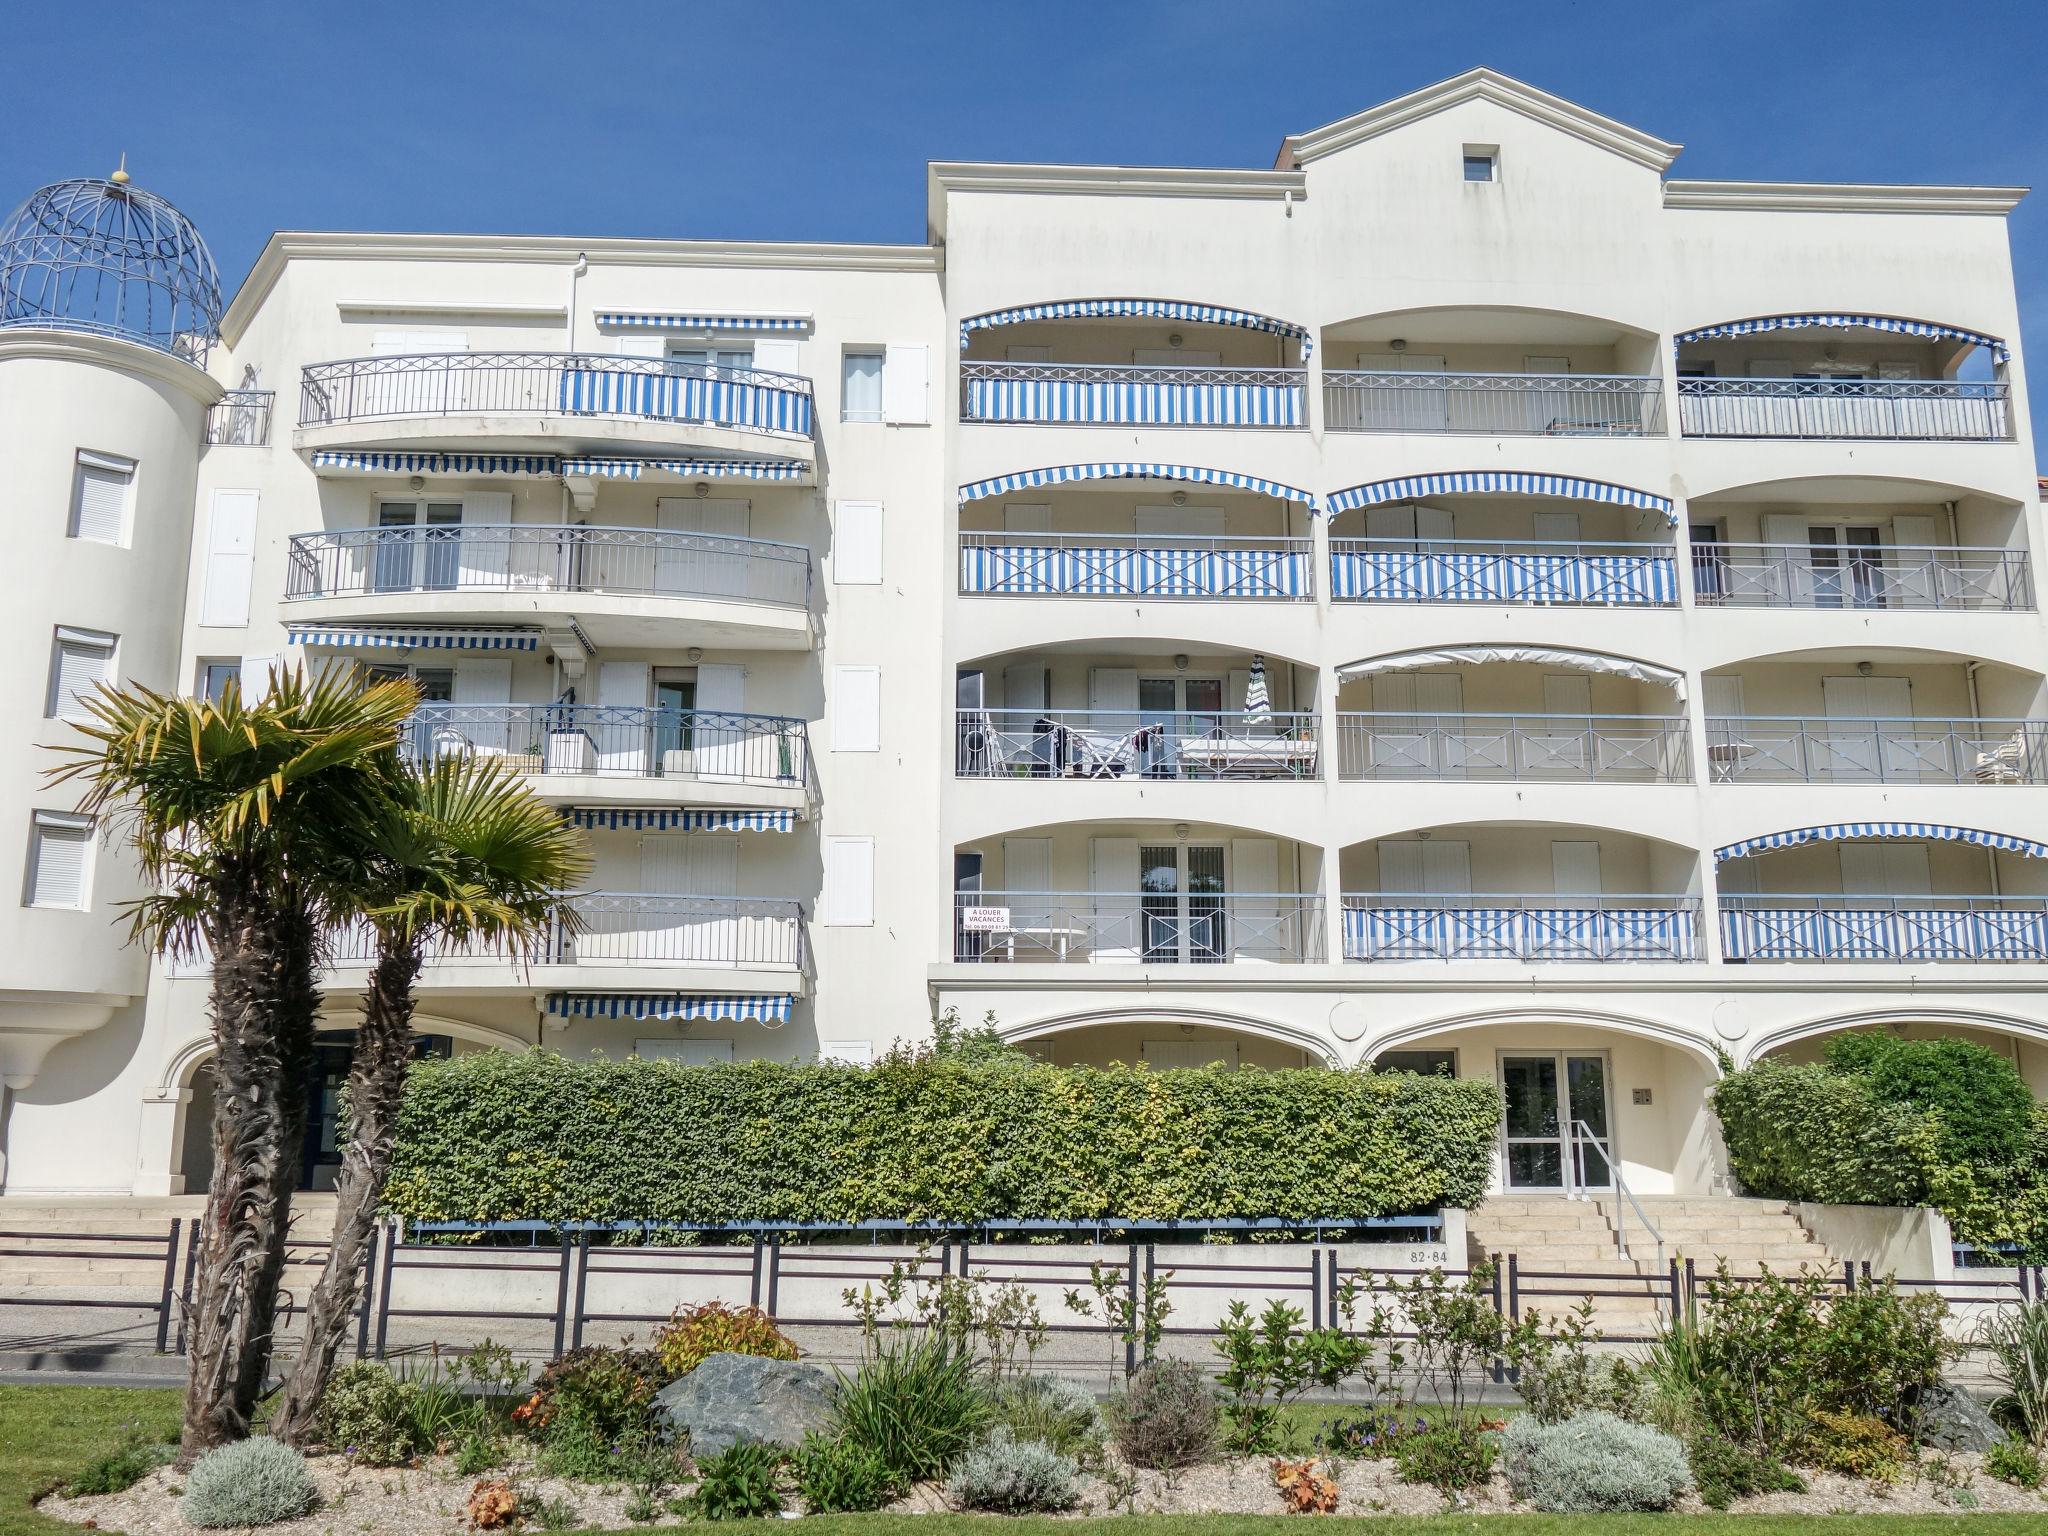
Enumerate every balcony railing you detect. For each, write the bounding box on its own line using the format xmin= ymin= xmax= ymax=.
xmin=1330 ymin=538 xmax=1678 ymax=605
xmin=284 ymin=524 xmax=811 ymax=608
xmin=1343 ymin=895 xmax=1702 ymax=962
xmin=952 ymin=891 xmax=1324 ymax=963
xmin=959 ymin=360 xmax=1307 ymax=427
xmin=203 ymin=389 xmax=274 ymax=445
xmin=1720 ymin=894 xmax=2048 ymax=963
xmin=1688 ymin=543 xmax=2031 ymax=612
xmin=1707 ymin=717 xmax=2048 ymax=785
xmin=956 ymin=709 xmax=1318 ymax=780
xmin=1323 ymin=371 xmax=1665 ymax=436
xmin=298 ymin=352 xmax=815 ymax=438
xmin=327 ymin=892 xmax=807 ymax=971
xmin=1676 ymin=377 xmax=2012 ymax=441
xmin=406 ymin=704 xmax=809 ymax=787
xmin=960 ymin=532 xmax=1313 ymax=599
xmin=1338 ymin=713 xmax=1690 ymax=782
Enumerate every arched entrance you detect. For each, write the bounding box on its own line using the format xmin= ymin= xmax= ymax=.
xmin=1001 ymin=1006 xmax=1339 ymax=1070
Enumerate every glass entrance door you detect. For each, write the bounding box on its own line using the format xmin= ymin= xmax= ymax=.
xmin=1499 ymin=1052 xmax=1614 ymax=1191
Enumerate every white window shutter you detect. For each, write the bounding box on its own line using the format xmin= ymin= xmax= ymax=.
xmin=200 ymin=490 xmax=259 ymax=627
xmin=822 ymin=1040 xmax=876 ymax=1065
xmin=452 ymin=659 xmax=513 ymax=705
xmin=882 ymin=343 xmax=929 ymax=424
xmin=613 ymin=333 xmax=665 ymax=360
xmin=48 ymin=628 xmax=114 ymax=721
xmin=832 ymin=666 xmax=881 ymax=752
xmin=71 ymin=453 xmax=133 ymax=543
xmin=834 ymin=501 xmax=883 ymax=585
xmin=752 ymin=337 xmax=802 ymax=375
xmin=240 ymin=655 xmax=277 ymax=703
xmin=636 ymin=1037 xmax=734 ymax=1064
xmin=824 ymin=836 xmax=875 ymax=926
xmin=28 ymin=811 xmax=93 ymax=909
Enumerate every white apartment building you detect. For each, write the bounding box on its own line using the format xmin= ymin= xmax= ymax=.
xmin=0 ymin=69 xmax=2041 ymax=1208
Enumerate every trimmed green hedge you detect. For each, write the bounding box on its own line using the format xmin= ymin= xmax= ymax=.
xmin=384 ymin=1050 xmax=1500 ymax=1225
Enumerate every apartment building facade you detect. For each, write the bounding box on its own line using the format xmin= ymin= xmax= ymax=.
xmin=0 ymin=70 xmax=2040 ymax=1207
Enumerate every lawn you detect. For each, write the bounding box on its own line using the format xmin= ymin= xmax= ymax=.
xmin=2 ymin=1383 xmax=2044 ymax=1536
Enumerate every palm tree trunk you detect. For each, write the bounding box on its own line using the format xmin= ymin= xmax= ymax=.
xmin=179 ymin=871 xmax=321 ymax=1463
xmin=272 ymin=931 xmax=423 ymax=1446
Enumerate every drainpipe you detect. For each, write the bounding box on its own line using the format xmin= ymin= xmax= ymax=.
xmin=566 ymin=252 xmax=588 ymax=354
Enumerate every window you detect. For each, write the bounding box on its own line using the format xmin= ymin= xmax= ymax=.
xmin=198 ymin=659 xmax=241 ymax=704
xmin=70 ymin=451 xmax=135 ymax=544
xmin=1375 ymin=1049 xmax=1457 ymax=1077
xmin=841 ymin=350 xmax=884 ymax=422
xmin=1462 ymin=147 xmax=1497 ymax=183
xmin=47 ymin=627 xmax=116 ymax=721
xmin=25 ymin=811 xmax=93 ymax=910
xmin=667 ymin=344 xmax=752 ymax=374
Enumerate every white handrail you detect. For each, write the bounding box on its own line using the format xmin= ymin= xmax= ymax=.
xmin=1567 ymin=1117 xmax=1663 ymax=1270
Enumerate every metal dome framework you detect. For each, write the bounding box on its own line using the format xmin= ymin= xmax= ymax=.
xmin=0 ymin=176 xmax=222 ymax=362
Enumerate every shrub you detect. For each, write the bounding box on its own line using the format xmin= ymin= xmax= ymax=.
xmin=1501 ymin=1411 xmax=1692 ymax=1513
xmin=1104 ymin=1360 xmax=1219 ymax=1470
xmin=1272 ymin=1457 xmax=1339 ymax=1513
xmin=63 ymin=1436 xmax=173 ymax=1496
xmin=319 ymin=1361 xmax=425 ymax=1465
xmin=1825 ymin=1032 xmax=2037 ymax=1171
xmin=1687 ymin=1430 xmax=1803 ymax=1510
xmin=989 ymin=1375 xmax=1102 ymax=1461
xmin=1393 ymin=1420 xmax=1497 ymax=1492
xmin=652 ymin=1302 xmax=798 ymax=1378
xmin=945 ymin=1429 xmax=1080 ymax=1513
xmin=686 ymin=1440 xmax=784 ymax=1520
xmin=519 ymin=1345 xmax=665 ymax=1443
xmin=1318 ymin=1407 xmax=1410 ymax=1460
xmin=181 ymin=1437 xmax=320 ymax=1529
xmin=1817 ymin=1280 xmax=1951 ymax=1432
xmin=792 ymin=1431 xmax=898 ymax=1514
xmin=1987 ymin=1435 xmax=2044 ymax=1489
xmin=1980 ymin=1295 xmax=2048 ymax=1447
xmin=1712 ymin=1059 xmax=1938 ymax=1209
xmin=386 ymin=1051 xmax=1500 ymax=1226
xmin=830 ymin=1336 xmax=990 ymax=1485
xmin=1805 ymin=1409 xmax=1908 ymax=1483
xmin=1214 ymin=1295 xmax=1376 ymax=1454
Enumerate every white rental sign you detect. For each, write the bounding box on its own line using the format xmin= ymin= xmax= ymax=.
xmin=960 ymin=906 xmax=1011 ymax=932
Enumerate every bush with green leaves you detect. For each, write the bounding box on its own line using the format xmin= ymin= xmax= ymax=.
xmin=516 ymin=1345 xmax=668 ymax=1478
xmin=1501 ymin=1411 xmax=1691 ymax=1513
xmin=63 ymin=1436 xmax=173 ymax=1496
xmin=829 ymin=1336 xmax=991 ymax=1485
xmin=946 ymin=1429 xmax=1081 ymax=1514
xmin=1393 ymin=1418 xmax=1497 ymax=1492
xmin=386 ymin=1050 xmax=1499 ymax=1225
xmin=685 ymin=1439 xmax=784 ymax=1520
xmin=1685 ymin=1429 xmax=1804 ymax=1510
xmin=1980 ymin=1295 xmax=2048 ymax=1448
xmin=1825 ymin=1032 xmax=2037 ymax=1170
xmin=1987 ymin=1435 xmax=2044 ymax=1489
xmin=651 ymin=1301 xmax=797 ymax=1378
xmin=792 ymin=1431 xmax=899 ymax=1513
xmin=318 ymin=1361 xmax=425 ymax=1464
xmin=989 ymin=1375 xmax=1102 ymax=1462
xmin=1214 ymin=1295 xmax=1377 ymax=1453
xmin=1104 ymin=1359 xmax=1219 ymax=1470
xmin=181 ymin=1437 xmax=320 ymax=1529
xmin=1804 ymin=1409 xmax=1908 ymax=1483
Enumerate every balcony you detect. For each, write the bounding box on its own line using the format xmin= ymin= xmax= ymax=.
xmin=1676 ymin=376 xmax=2011 ymax=442
xmin=1342 ymin=893 xmax=1703 ymax=962
xmin=1331 ymin=537 xmax=1678 ymax=606
xmin=960 ymin=361 xmax=1306 ymax=427
xmin=1720 ymin=894 xmax=2048 ymax=963
xmin=952 ymin=890 xmax=1324 ymax=964
xmin=203 ymin=389 xmax=273 ymax=446
xmin=1689 ymin=542 xmax=2031 ymax=612
xmin=1323 ymin=370 xmax=1664 ymax=436
xmin=956 ymin=709 xmax=1318 ymax=781
xmin=1338 ymin=713 xmax=1689 ymax=782
xmin=283 ymin=523 xmax=813 ymax=648
xmin=1707 ymin=717 xmax=2048 ymax=785
xmin=961 ymin=533 xmax=1314 ymax=600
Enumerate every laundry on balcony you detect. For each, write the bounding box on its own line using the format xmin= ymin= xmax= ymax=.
xmin=543 ymin=992 xmax=796 ymax=1022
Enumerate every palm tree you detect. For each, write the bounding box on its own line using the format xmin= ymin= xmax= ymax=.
xmin=271 ymin=754 xmax=587 ymax=1443
xmin=51 ymin=665 xmax=416 ymax=1459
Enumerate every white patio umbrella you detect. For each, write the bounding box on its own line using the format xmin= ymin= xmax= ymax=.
xmin=1243 ymin=654 xmax=1273 ymax=730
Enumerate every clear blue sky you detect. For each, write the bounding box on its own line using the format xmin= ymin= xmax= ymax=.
xmin=5 ymin=0 xmax=2043 ymax=437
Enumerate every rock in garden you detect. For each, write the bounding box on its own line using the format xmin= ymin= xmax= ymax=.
xmin=1916 ymin=1383 xmax=2004 ymax=1452
xmin=653 ymin=1351 xmax=835 ymax=1456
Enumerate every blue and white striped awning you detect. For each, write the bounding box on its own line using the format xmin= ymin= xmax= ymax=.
xmin=309 ymin=451 xmax=561 ymax=476
xmin=1715 ymin=823 xmax=2048 ymax=865
xmin=285 ymin=625 xmax=543 ymax=652
xmin=1673 ymin=315 xmax=2009 ymax=365
xmin=544 ymin=991 xmax=796 ymax=1022
xmin=960 ymin=299 xmax=1311 ymax=356
xmin=595 ymin=312 xmax=809 ymax=333
xmin=1327 ymin=472 xmax=1675 ymax=524
xmin=567 ymin=807 xmax=796 ymax=833
xmin=560 ymin=456 xmax=811 ymax=482
xmin=959 ymin=463 xmax=1318 ymax=510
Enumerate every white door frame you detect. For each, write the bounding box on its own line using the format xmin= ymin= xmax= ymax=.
xmin=1494 ymin=1048 xmax=1616 ymax=1195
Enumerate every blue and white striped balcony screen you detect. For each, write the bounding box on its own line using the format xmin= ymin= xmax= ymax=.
xmin=595 ymin=313 xmax=809 ymax=333
xmin=961 ymin=544 xmax=1310 ymax=598
xmin=959 ymin=299 xmax=1311 ymax=356
xmin=309 ymin=451 xmax=561 ymax=476
xmin=544 ymin=991 xmax=797 ymax=1022
xmin=1673 ymin=315 xmax=2009 ymax=365
xmin=556 ymin=370 xmax=814 ymax=436
xmin=559 ymin=456 xmax=811 ymax=481
xmin=1329 ymin=550 xmax=1678 ymax=605
xmin=1327 ymin=472 xmax=1675 ymax=525
xmin=1344 ymin=906 xmax=1700 ymax=961
xmin=566 ymin=807 xmax=796 ymax=833
xmin=1720 ymin=908 xmax=2048 ymax=963
xmin=285 ymin=625 xmax=542 ymax=652
xmin=964 ymin=376 xmax=1303 ymax=426
xmin=1713 ymin=823 xmax=2048 ymax=864
xmin=958 ymin=463 xmax=1318 ymax=509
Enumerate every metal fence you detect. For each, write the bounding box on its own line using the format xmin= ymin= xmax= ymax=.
xmin=1323 ymin=371 xmax=1666 ymax=436
xmin=1338 ymin=713 xmax=1691 ymax=782
xmin=952 ymin=891 xmax=1325 ymax=964
xmin=284 ymin=523 xmax=812 ymax=609
xmin=325 ymin=893 xmax=808 ymax=972
xmin=959 ymin=532 xmax=1314 ymax=599
xmin=1329 ymin=539 xmax=1679 ymax=605
xmin=1720 ymin=894 xmax=2048 ymax=964
xmin=1689 ymin=542 xmax=2031 ymax=611
xmin=956 ymin=709 xmax=1319 ymax=780
xmin=960 ymin=361 xmax=1307 ymax=427
xmin=1676 ymin=377 xmax=2013 ymax=441
xmin=405 ymin=704 xmax=809 ymax=788
xmin=1707 ymin=717 xmax=2048 ymax=786
xmin=1344 ymin=895 xmax=1704 ymax=963
xmin=202 ymin=389 xmax=273 ymax=445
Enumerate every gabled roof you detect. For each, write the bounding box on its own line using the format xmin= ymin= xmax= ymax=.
xmin=1277 ymin=67 xmax=1682 ymax=173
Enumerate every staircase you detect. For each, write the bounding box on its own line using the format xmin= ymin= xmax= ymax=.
xmin=0 ymin=1193 xmax=338 ymax=1293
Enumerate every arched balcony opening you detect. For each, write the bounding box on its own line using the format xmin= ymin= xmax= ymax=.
xmin=1749 ymin=1014 xmax=2048 ymax=1097
xmin=1320 ymin=306 xmax=1663 ymax=437
xmin=1673 ymin=314 xmax=2012 ymax=442
xmin=1006 ymin=1010 xmax=1335 ymax=1070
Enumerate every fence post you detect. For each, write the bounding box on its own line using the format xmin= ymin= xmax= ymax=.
xmin=1488 ymin=1252 xmax=1505 ymax=1384
xmin=1842 ymin=1260 xmax=1857 ymax=1295
xmin=1327 ymin=1248 xmax=1340 ymax=1329
xmin=153 ymin=1218 xmax=181 ymax=1354
xmin=354 ymin=1223 xmax=379 ymax=1360
xmin=564 ymin=1232 xmax=589 ymax=1355
xmin=174 ymin=1217 xmax=201 ymax=1355
xmin=1683 ymin=1257 xmax=1697 ymax=1325
xmin=372 ymin=1220 xmax=399 ymax=1361
xmin=749 ymin=1235 xmax=764 ymax=1309
xmin=765 ymin=1235 xmax=781 ymax=1317
xmin=1143 ymin=1246 xmax=1157 ymax=1364
xmin=1124 ymin=1244 xmax=1139 ymax=1379
xmin=1666 ymin=1257 xmax=1682 ymax=1323
xmin=1505 ymin=1252 xmax=1522 ymax=1385
xmin=1309 ymin=1246 xmax=1322 ymax=1337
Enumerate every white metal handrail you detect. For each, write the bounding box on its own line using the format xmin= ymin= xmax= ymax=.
xmin=1568 ymin=1118 xmax=1664 ymax=1269
xmin=1706 ymin=716 xmax=2048 ymax=785
xmin=1337 ymin=712 xmax=1690 ymax=782
xmin=1344 ymin=894 xmax=1703 ymax=963
xmin=956 ymin=709 xmax=1318 ymax=780
xmin=1689 ymin=541 xmax=2031 ymax=611
xmin=1323 ymin=370 xmax=1666 ymax=436
xmin=1676 ymin=375 xmax=2012 ymax=441
xmin=1719 ymin=893 xmax=2048 ymax=964
xmin=952 ymin=890 xmax=1324 ymax=964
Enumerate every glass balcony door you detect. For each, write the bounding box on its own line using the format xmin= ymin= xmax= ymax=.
xmin=1499 ymin=1052 xmax=1613 ymax=1192
xmin=1140 ymin=843 xmax=1227 ymax=962
xmin=373 ymin=501 xmax=463 ymax=593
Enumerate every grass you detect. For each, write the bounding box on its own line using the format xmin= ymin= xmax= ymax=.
xmin=0 ymin=1384 xmax=179 ymax=1536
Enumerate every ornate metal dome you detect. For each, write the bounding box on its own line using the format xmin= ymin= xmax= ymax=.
xmin=0 ymin=168 xmax=223 ymax=362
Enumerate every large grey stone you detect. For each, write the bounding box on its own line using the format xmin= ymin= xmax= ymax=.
xmin=654 ymin=1351 xmax=835 ymax=1457
xmin=1916 ymin=1383 xmax=2005 ymax=1453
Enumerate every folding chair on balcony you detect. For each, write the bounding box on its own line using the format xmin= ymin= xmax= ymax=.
xmin=1973 ymin=731 xmax=2029 ymax=785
